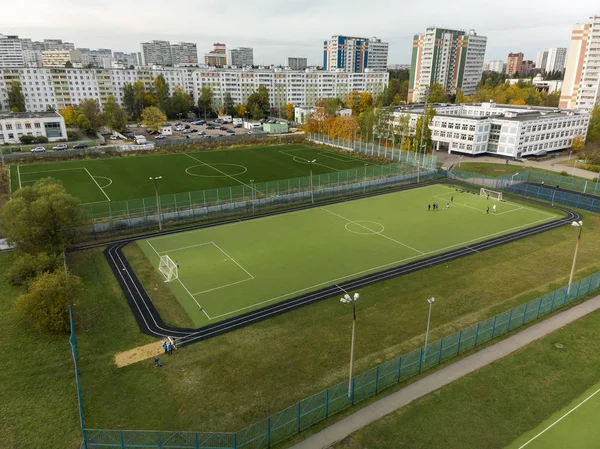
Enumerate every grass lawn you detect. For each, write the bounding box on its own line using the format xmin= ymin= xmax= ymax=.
xmin=0 ymin=251 xmax=81 ymax=449
xmin=458 ymin=162 xmax=588 ymax=181
xmin=330 ymin=306 xmax=600 ymax=449
xmin=9 ymin=144 xmax=385 ymax=207
xmin=132 ymin=183 xmax=561 ymax=327
xmin=69 ymin=207 xmax=600 ymax=434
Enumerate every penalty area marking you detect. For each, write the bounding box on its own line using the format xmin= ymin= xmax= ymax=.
xmin=93 ymin=176 xmax=113 ymax=189
xmin=84 ymin=167 xmax=111 ymax=201
xmin=278 ymin=150 xmax=341 ymax=172
xmin=185 ymin=163 xmax=248 ymax=178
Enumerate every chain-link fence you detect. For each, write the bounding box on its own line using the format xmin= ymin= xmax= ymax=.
xmin=82 ymin=271 xmax=600 ymax=449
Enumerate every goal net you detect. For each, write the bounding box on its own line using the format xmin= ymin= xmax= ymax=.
xmin=480 ymin=188 xmax=503 ymax=202
xmin=159 ymin=255 xmax=178 ymax=282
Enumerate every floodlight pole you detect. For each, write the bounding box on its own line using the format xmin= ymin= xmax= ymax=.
xmin=150 ymin=176 xmax=163 ymax=231
xmin=423 ymin=297 xmax=435 ymax=360
xmin=510 ymin=172 xmax=520 ymax=186
xmin=341 ymin=293 xmax=359 ymax=398
xmin=567 ymin=223 xmax=583 ymax=294
xmin=250 ymin=179 xmax=255 ymax=215
xmin=363 ymin=164 xmax=368 ymax=194
xmin=309 ymin=159 xmax=316 ymax=204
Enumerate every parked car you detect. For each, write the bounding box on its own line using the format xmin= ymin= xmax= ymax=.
xmin=73 ymin=143 xmax=88 ymax=149
xmin=155 ymin=135 xmax=166 ymax=140
xmin=53 ymin=144 xmax=68 ymax=151
xmin=226 ymin=129 xmax=235 ymax=134
xmin=109 ymin=134 xmax=118 ymax=140
xmin=219 ymin=126 xmax=228 ymax=131
xmin=189 ymin=129 xmax=198 ymax=133
xmin=234 ymin=124 xmax=242 ymax=128
xmin=198 ymin=130 xmax=206 ymax=136
xmin=30 ymin=146 xmax=46 ymax=153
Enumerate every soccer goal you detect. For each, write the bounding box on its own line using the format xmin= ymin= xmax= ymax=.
xmin=159 ymin=255 xmax=178 ymax=282
xmin=480 ymin=188 xmax=503 ymax=202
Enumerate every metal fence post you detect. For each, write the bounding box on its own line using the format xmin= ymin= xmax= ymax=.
xmin=491 ymin=315 xmax=498 ymax=338
xmin=325 ymin=389 xmax=329 ymax=417
xmin=438 ymin=340 xmax=443 ymax=364
xmin=375 ymin=366 xmax=380 ymax=394
xmin=457 ymin=330 xmax=462 ymax=353
xmin=120 ymin=430 xmax=125 ymax=449
xmin=351 ymin=377 xmax=355 ymax=405
xmin=233 ymin=432 xmax=237 ymax=449
xmin=267 ymin=417 xmax=271 ymax=448
xmin=474 ymin=322 xmax=481 ymax=346
xmin=417 ymin=347 xmax=423 ymax=373
xmin=297 ymin=402 xmax=301 ymax=432
xmin=507 ymin=309 xmax=514 ymax=330
xmin=397 ymin=356 xmax=402 ymax=382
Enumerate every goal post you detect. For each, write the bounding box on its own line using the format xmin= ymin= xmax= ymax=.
xmin=159 ymin=255 xmax=178 ymax=282
xmin=480 ymin=188 xmax=503 ymax=202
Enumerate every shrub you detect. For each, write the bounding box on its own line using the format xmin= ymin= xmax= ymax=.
xmin=34 ymin=136 xmax=49 ymax=144
xmin=6 ymin=252 xmax=61 ymax=286
xmin=67 ymin=131 xmax=78 ymax=141
xmin=19 ymin=135 xmax=36 ymax=145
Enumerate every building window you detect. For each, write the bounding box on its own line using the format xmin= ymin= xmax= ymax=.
xmin=43 ymin=122 xmax=63 ymax=138
xmin=16 ymin=123 xmax=22 ymax=130
xmin=34 ymin=123 xmax=41 ymax=128
xmin=25 ymin=123 xmax=31 ymax=129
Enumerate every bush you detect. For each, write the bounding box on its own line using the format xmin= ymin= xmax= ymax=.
xmin=19 ymin=135 xmax=36 ymax=145
xmin=67 ymin=131 xmax=79 ymax=141
xmin=34 ymin=136 xmax=48 ymax=144
xmin=6 ymin=252 xmax=61 ymax=286
xmin=15 ymin=269 xmax=82 ymax=334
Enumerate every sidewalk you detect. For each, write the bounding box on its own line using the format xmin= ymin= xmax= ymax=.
xmin=290 ymin=295 xmax=600 ymax=449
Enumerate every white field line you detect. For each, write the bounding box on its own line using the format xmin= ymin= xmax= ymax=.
xmin=18 ymin=167 xmax=87 ymax=175
xmin=322 ymin=207 xmax=425 ymax=255
xmin=209 ymin=214 xmax=558 ymax=320
xmin=183 ymin=153 xmax=261 ymax=194
xmin=212 ymin=242 xmax=255 ymax=279
xmin=191 ymin=278 xmax=253 ymax=296
xmin=278 ymin=150 xmax=341 ymax=172
xmin=84 ymin=167 xmax=111 ymax=201
xmin=17 ymin=165 xmax=22 ymax=188
xmin=80 ymin=200 xmax=110 ymax=206
xmin=158 ymin=241 xmax=214 ymax=254
xmin=318 ymin=151 xmax=358 ymax=163
xmin=145 ymin=239 xmax=211 ymax=320
xmin=517 ymin=386 xmax=600 ymax=449
xmin=93 ymin=176 xmax=113 ymax=189
xmin=496 ymin=207 xmax=524 ymax=215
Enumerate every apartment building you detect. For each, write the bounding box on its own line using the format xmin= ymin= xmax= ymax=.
xmin=545 ymin=47 xmax=567 ymax=73
xmin=408 ymin=28 xmax=487 ymax=102
xmin=323 ymin=35 xmax=389 ymax=72
xmin=560 ymin=15 xmax=600 ymax=112
xmin=536 ymin=51 xmax=548 ymax=71
xmin=140 ymin=40 xmax=173 ymax=66
xmin=0 ymin=34 xmax=24 ymax=68
xmin=204 ymin=43 xmax=227 ymax=67
xmin=171 ymin=42 xmax=198 ymax=65
xmin=227 ymin=47 xmax=253 ymax=67
xmin=0 ymin=111 xmax=67 ymax=144
xmin=0 ymin=67 xmax=388 ymax=113
xmin=78 ymin=48 xmax=113 ymax=68
xmin=506 ymin=52 xmax=524 ymax=76
xmin=286 ymin=57 xmax=308 ymax=71
xmin=42 ymin=50 xmax=83 ymax=68
xmin=113 ymin=52 xmax=139 ymax=68
xmin=484 ymin=60 xmax=504 ymax=72
xmin=391 ymin=101 xmax=589 ymax=158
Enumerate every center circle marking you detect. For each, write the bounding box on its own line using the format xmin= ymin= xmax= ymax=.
xmin=185 ymin=163 xmax=248 ymax=178
xmin=344 ymin=220 xmax=385 ymax=235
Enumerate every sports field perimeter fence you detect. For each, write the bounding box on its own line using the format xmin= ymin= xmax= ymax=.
xmin=82 ymin=162 xmax=442 ymax=235
xmin=448 ymin=168 xmax=600 ymax=214
xmin=82 ymin=271 xmax=600 ymax=448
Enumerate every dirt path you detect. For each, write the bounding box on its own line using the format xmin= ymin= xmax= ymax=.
xmin=114 ymin=341 xmax=165 ymax=368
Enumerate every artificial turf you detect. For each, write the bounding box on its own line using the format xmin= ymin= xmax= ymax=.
xmin=134 ymin=183 xmax=561 ymax=327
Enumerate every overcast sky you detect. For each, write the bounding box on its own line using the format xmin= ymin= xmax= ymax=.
xmin=1 ymin=1 xmax=598 ymax=66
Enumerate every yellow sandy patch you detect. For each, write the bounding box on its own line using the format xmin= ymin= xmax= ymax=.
xmin=114 ymin=341 xmax=166 ymax=368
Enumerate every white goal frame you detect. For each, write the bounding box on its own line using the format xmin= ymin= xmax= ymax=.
xmin=480 ymin=188 xmax=503 ymax=202
xmin=159 ymin=255 xmax=178 ymax=282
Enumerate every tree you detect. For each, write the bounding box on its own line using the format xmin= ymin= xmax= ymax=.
xmin=455 ymin=90 xmax=474 ymax=104
xmin=587 ymin=106 xmax=600 ymax=144
xmin=141 ymin=106 xmax=167 ymax=133
xmin=223 ymin=93 xmax=236 ymax=117
xmin=329 ymin=115 xmax=360 ymax=140
xmin=46 ymin=104 xmax=56 ymax=112
xmin=123 ymin=83 xmax=135 ymax=118
xmin=198 ymin=87 xmax=214 ymax=119
xmin=75 ymin=113 xmax=91 ymax=132
xmin=316 ymin=97 xmax=342 ymax=117
xmin=171 ymin=86 xmax=192 ymax=119
xmin=132 ymin=80 xmax=147 ymax=119
xmin=234 ymin=104 xmax=247 ymax=118
xmin=247 ymin=86 xmax=270 ymax=120
xmin=285 ymin=103 xmax=295 ymax=121
xmin=426 ymin=83 xmax=448 ymax=103
xmin=344 ymin=91 xmax=361 ymax=115
xmin=77 ymin=99 xmax=105 ymax=131
xmin=15 ymin=269 xmax=82 ymax=333
xmin=414 ymin=105 xmax=437 ymax=152
xmin=59 ymin=107 xmax=76 ymax=126
xmin=357 ymin=108 xmax=376 ymax=140
xmin=103 ymin=96 xmax=127 ymax=131
xmin=571 ymin=135 xmax=585 ymax=153
xmin=0 ymin=178 xmax=81 ymax=255
xmin=153 ymin=74 xmax=171 ymax=116
xmin=65 ymin=61 xmax=73 ymax=68
xmin=6 ymin=252 xmax=61 ymax=286
xmin=373 ymin=107 xmax=394 ymax=141
xmin=8 ymin=81 xmax=26 ymax=112
xmin=358 ymin=92 xmax=373 ymax=114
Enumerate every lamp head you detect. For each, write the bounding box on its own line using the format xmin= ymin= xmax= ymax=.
xmin=427 ymin=297 xmax=435 ymax=304
xmin=311 ymin=159 xmax=316 ymax=163
xmin=572 ymin=221 xmax=583 ymax=227
xmin=353 ymin=293 xmax=360 ymax=301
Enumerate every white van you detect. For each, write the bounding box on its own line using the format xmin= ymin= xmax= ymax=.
xmin=134 ymin=135 xmax=147 ymax=145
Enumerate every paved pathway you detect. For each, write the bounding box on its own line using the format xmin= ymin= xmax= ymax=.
xmin=437 ymin=152 xmax=599 ymax=181
xmin=291 ymin=295 xmax=600 ymax=449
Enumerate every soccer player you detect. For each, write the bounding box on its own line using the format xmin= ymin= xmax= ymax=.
xmin=492 ymin=204 xmax=496 ymax=213
xmin=451 ymin=195 xmax=454 ymax=202
xmin=176 ymin=261 xmax=180 ymax=268
xmin=428 ymin=204 xmax=431 ymax=211
xmin=486 ymin=206 xmax=489 ymax=214
xmin=446 ymin=202 xmax=450 ymax=209
xmin=487 ymin=193 xmax=490 ymax=200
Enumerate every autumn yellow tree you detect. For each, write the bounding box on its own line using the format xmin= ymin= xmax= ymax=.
xmin=329 ymin=115 xmax=360 ymax=140
xmin=141 ymin=106 xmax=167 ymax=133
xmin=571 ymin=135 xmax=585 ymax=153
xmin=285 ymin=103 xmax=294 ymax=121
xmin=358 ymin=92 xmax=373 ymax=114
xmin=59 ymin=107 xmax=77 ymax=126
xmin=234 ymin=104 xmax=248 ymax=118
xmin=344 ymin=91 xmax=361 ymax=115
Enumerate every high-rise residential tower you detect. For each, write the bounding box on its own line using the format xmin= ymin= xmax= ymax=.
xmin=323 ymin=35 xmax=388 ymax=72
xmin=140 ymin=40 xmax=173 ymax=66
xmin=560 ymin=15 xmax=600 ymax=111
xmin=204 ymin=43 xmax=227 ymax=67
xmin=0 ymin=34 xmax=24 ymax=67
xmin=227 ymin=47 xmax=253 ymax=67
xmin=408 ymin=28 xmax=487 ymax=102
xmin=285 ymin=57 xmax=308 ymax=70
xmin=506 ymin=52 xmax=524 ymax=76
xmin=171 ymin=42 xmax=198 ymax=65
xmin=545 ymin=47 xmax=567 ymax=73
xmin=536 ymin=51 xmax=549 ymax=71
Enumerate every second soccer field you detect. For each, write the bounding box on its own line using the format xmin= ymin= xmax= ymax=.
xmin=134 ymin=183 xmax=562 ymax=327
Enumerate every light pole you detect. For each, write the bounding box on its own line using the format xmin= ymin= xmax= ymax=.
xmin=567 ymin=221 xmax=583 ymax=295
xmin=418 ymin=144 xmax=426 ymax=184
xmin=363 ymin=163 xmax=368 ymax=194
xmin=510 ymin=172 xmax=520 ymax=186
xmin=423 ymin=297 xmax=435 ymax=360
xmin=459 ymin=155 xmax=463 ymax=168
xmin=149 ymin=176 xmax=163 ymax=231
xmin=309 ymin=159 xmax=316 ymax=204
xmin=250 ymin=179 xmax=255 ymax=215
xmin=340 ymin=292 xmax=359 ymax=398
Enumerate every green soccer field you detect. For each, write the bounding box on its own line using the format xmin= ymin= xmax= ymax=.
xmin=10 ymin=144 xmax=377 ymax=206
xmin=134 ymin=183 xmax=562 ymax=327
xmin=505 ymin=380 xmax=600 ymax=449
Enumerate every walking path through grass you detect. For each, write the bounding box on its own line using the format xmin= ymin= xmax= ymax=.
xmin=290 ymin=294 xmax=600 ymax=449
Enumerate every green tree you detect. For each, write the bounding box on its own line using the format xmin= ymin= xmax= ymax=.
xmin=103 ymin=96 xmax=127 ymax=131
xmin=6 ymin=252 xmax=61 ymax=286
xmin=75 ymin=113 xmax=91 ymax=132
xmin=357 ymin=107 xmax=376 ymax=140
xmin=0 ymin=178 xmax=81 ymax=255
xmin=198 ymin=87 xmax=214 ymax=119
xmin=153 ymin=74 xmax=171 ymax=116
xmin=171 ymin=86 xmax=191 ymax=119
xmin=234 ymin=104 xmax=247 ymax=118
xmin=15 ymin=269 xmax=82 ymax=333
xmin=223 ymin=93 xmax=236 ymax=117
xmin=77 ymin=99 xmax=105 ymax=131
xmin=122 ymin=83 xmax=135 ymax=118
xmin=393 ymin=113 xmax=411 ymax=149
xmin=374 ymin=107 xmax=394 ymax=140
xmin=141 ymin=106 xmax=167 ymax=133
xmin=8 ymin=81 xmax=26 ymax=112
xmin=247 ymin=86 xmax=270 ymax=120
xmin=132 ymin=80 xmax=147 ymax=119
xmin=571 ymin=135 xmax=585 ymax=153
xmin=587 ymin=106 xmax=600 ymax=144
xmin=426 ymin=83 xmax=448 ymax=103
xmin=65 ymin=61 xmax=73 ymax=68
xmin=414 ymin=105 xmax=437 ymax=152
xmin=316 ymin=97 xmax=342 ymax=117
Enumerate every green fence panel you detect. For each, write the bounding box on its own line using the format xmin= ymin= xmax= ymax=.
xmin=552 ymin=287 xmax=568 ymax=310
xmin=475 ymin=317 xmax=495 ymax=345
xmin=299 ymin=390 xmax=328 ymax=431
xmin=328 ymin=381 xmax=352 ymax=415
xmin=377 ymin=357 xmax=400 ymax=391
xmin=524 ymin=297 xmax=541 ymax=323
xmin=86 ymin=429 xmax=121 ymax=446
xmin=538 ymin=293 xmax=555 ymax=316
xmin=236 ymin=420 xmax=268 ymax=449
xmin=508 ymin=303 xmax=527 ymax=331
xmin=421 ymin=341 xmax=442 ymax=371
xmin=440 ymin=332 xmax=460 ymax=361
xmin=458 ymin=324 xmax=478 ymax=353
xmin=269 ymin=403 xmax=298 ymax=446
xmin=400 ymin=348 xmax=421 ymax=380
xmin=353 ymin=368 xmax=378 ymax=404
xmin=492 ymin=310 xmax=511 ymax=337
